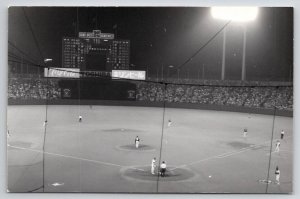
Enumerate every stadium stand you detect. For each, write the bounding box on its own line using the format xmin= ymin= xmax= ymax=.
xmin=8 ymin=77 xmax=293 ymax=111
xmin=135 ymin=82 xmax=292 ymax=111
xmin=8 ymin=78 xmax=61 ymax=100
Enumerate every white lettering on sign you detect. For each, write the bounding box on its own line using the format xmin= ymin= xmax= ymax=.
xmin=78 ymin=31 xmax=114 ymax=39
xmin=112 ymin=70 xmax=146 ymax=80
xmin=44 ymin=68 xmax=80 ymax=78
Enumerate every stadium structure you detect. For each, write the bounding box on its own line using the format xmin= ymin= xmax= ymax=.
xmin=7 ymin=7 xmax=293 ymax=194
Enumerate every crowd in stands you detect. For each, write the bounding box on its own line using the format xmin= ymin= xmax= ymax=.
xmin=135 ymin=82 xmax=293 ymax=111
xmin=8 ymin=78 xmax=61 ymax=100
xmin=8 ymin=77 xmax=293 ymax=111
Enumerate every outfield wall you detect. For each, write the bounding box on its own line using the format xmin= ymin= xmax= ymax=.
xmin=8 ymin=99 xmax=293 ymax=117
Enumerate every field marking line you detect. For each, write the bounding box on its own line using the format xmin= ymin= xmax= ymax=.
xmin=8 ymin=145 xmax=124 ymax=168
xmin=214 ymin=144 xmax=265 ymax=158
xmin=170 ymin=145 xmax=258 ymax=171
xmin=216 ymin=148 xmax=253 ymax=158
xmin=129 ymin=168 xmax=145 ymax=172
xmin=171 ymin=135 xmax=292 ymax=171
xmin=127 ymin=165 xmax=148 ymax=172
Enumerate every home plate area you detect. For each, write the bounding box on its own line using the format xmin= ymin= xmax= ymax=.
xmin=121 ymin=166 xmax=195 ymax=182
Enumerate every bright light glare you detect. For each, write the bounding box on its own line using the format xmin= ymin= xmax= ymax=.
xmin=211 ymin=7 xmax=258 ymax=22
xmin=44 ymin=58 xmax=53 ymax=63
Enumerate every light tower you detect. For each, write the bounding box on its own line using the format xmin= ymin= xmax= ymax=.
xmin=211 ymin=7 xmax=258 ymax=81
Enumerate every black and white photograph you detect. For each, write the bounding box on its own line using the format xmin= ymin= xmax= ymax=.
xmin=7 ymin=6 xmax=293 ymax=193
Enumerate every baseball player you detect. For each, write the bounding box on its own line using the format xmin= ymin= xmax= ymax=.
xmin=275 ymin=166 xmax=280 ymax=185
xmin=275 ymin=140 xmax=280 ymax=152
xmin=151 ymin=157 xmax=156 ymax=175
xmin=168 ymin=119 xmax=172 ymax=127
xmin=280 ymin=130 xmax=285 ymax=139
xmin=160 ymin=161 xmax=167 ymax=177
xmin=79 ymin=115 xmax=82 ymax=122
xmin=43 ymin=120 xmax=48 ymax=127
xmin=243 ymin=128 xmax=248 ymax=137
xmin=135 ymin=136 xmax=140 ymax=148
xmin=7 ymin=129 xmax=10 ymax=147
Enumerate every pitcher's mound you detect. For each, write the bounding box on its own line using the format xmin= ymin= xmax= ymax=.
xmin=116 ymin=144 xmax=155 ymax=151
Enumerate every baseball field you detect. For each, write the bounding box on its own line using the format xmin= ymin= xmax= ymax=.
xmin=7 ymin=105 xmax=293 ymax=193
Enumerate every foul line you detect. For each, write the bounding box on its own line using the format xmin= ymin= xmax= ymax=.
xmin=8 ymin=145 xmax=124 ymax=168
xmin=170 ymin=135 xmax=292 ymax=171
xmin=8 ymin=145 xmax=151 ymax=172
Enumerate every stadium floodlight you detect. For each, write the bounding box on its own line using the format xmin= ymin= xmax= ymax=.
xmin=211 ymin=7 xmax=258 ymax=22
xmin=211 ymin=7 xmax=258 ymax=81
xmin=44 ymin=58 xmax=53 ymax=63
xmin=167 ymin=65 xmax=175 ymax=79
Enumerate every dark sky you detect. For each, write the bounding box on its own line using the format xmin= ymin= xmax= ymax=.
xmin=8 ymin=7 xmax=293 ymax=81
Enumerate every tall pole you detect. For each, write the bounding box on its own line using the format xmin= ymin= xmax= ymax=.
xmin=221 ymin=27 xmax=226 ymax=80
xmin=156 ymin=67 xmax=159 ymax=82
xmin=265 ymin=106 xmax=276 ymax=193
xmin=242 ymin=25 xmax=247 ymax=81
xmin=21 ymin=55 xmax=23 ymax=74
xmin=156 ymin=83 xmax=167 ymax=192
xmin=161 ymin=64 xmax=164 ymax=81
xmin=146 ymin=66 xmax=149 ymax=80
xmin=167 ymin=67 xmax=169 ymax=79
xmin=202 ymin=64 xmax=205 ymax=80
xmin=43 ymin=63 xmax=50 ymax=192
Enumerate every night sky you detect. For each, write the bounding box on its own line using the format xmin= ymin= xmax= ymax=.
xmin=8 ymin=7 xmax=293 ymax=81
